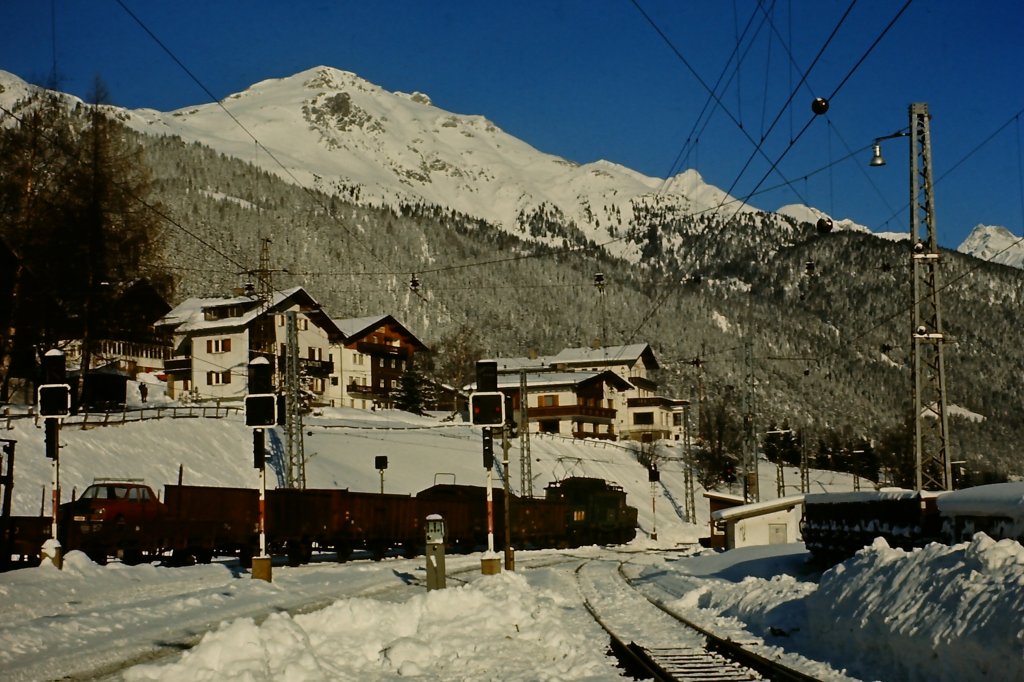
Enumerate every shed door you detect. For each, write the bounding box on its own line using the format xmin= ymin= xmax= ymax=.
xmin=768 ymin=523 xmax=788 ymax=545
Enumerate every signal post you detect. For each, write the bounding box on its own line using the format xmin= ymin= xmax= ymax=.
xmin=470 ymin=361 xmax=506 ymax=575
xmin=39 ymin=349 xmax=71 ymax=569
xmin=246 ymin=357 xmax=277 ymax=582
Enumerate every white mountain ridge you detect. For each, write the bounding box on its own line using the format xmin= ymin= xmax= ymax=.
xmin=956 ymin=224 xmax=1024 ymax=270
xmin=0 ymin=67 xmax=762 ymax=264
xmin=3 ymin=66 xmax=1015 ymax=267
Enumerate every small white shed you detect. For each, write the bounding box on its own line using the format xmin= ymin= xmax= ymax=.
xmin=711 ymin=495 xmax=805 ymax=550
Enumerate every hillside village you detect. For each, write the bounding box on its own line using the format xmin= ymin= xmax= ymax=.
xmin=19 ymin=277 xmax=691 ymax=447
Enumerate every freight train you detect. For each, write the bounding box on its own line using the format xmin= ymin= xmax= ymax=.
xmin=801 ymin=482 xmax=1024 ymax=564
xmin=1 ymin=476 xmax=638 ymax=569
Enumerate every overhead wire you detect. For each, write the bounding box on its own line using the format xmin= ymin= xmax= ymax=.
xmin=620 ymin=1 xmax=881 ymax=347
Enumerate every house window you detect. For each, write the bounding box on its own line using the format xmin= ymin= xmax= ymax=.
xmin=539 ymin=395 xmax=558 ymax=407
xmin=299 ymin=317 xmax=309 ymax=331
xmin=331 ymin=376 xmax=339 ymax=386
xmin=390 ymin=379 xmax=398 ymax=388
xmin=633 ymin=412 xmax=654 ymax=425
xmin=206 ymin=370 xmax=231 ymax=385
xmin=206 ymin=338 xmax=232 ymax=354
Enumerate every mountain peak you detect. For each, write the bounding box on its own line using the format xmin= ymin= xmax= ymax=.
xmin=958 ymin=224 xmax=1024 ymax=269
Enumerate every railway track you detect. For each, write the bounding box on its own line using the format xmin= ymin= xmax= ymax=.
xmin=575 ymin=558 xmax=821 ymax=682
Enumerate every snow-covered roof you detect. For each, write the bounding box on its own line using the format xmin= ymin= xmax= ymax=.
xmin=711 ymin=495 xmax=804 ymax=522
xmin=333 ymin=314 xmax=390 ymax=338
xmin=936 ymin=482 xmax=1024 ymax=516
xmin=549 ymin=343 xmax=658 ymax=369
xmin=331 ymin=314 xmax=428 ymax=350
xmin=804 ymin=489 xmax=924 ymax=505
xmin=156 ymin=287 xmax=338 ymax=335
xmin=487 ymin=370 xmax=633 ymax=392
xmin=486 ymin=343 xmax=658 ymax=373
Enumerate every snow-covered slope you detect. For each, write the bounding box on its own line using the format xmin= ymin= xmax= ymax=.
xmin=773 ymin=202 xmax=918 ymax=243
xmin=957 ymin=224 xmax=1024 ymax=269
xmin=1 ymin=67 xmax=758 ymax=261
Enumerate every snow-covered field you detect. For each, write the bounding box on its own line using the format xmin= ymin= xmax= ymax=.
xmin=1 ymin=404 xmax=1021 ymax=680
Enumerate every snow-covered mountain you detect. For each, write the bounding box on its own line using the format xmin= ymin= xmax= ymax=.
xmin=775 ymin=203 xmax=879 ymax=236
xmin=1 ymin=66 xmax=764 ymax=262
xmin=957 ymin=224 xmax=1024 ymax=270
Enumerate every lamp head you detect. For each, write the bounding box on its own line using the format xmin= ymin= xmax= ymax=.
xmin=869 ymin=143 xmax=886 ymax=167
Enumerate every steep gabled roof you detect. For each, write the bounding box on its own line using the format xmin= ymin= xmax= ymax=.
xmin=156 ymin=286 xmax=342 ymax=337
xmin=548 ymin=343 xmax=659 ymax=370
xmin=332 ymin=314 xmax=429 ymax=351
xmin=486 ymin=369 xmax=633 ymax=392
xmin=486 ymin=343 xmax=659 ymax=374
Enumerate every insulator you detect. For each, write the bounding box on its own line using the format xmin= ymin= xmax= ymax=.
xmin=816 ymin=217 xmax=833 ymax=234
xmin=409 ymin=275 xmax=420 ymax=292
xmin=593 ymin=272 xmax=605 ymax=288
xmin=811 ymin=97 xmax=829 ymax=115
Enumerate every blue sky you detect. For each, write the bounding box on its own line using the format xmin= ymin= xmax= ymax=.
xmin=3 ymin=1 xmax=1023 ymax=248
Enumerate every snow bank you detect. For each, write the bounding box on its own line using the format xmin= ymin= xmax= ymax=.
xmin=123 ymin=571 xmax=616 ymax=681
xmin=806 ymin=535 xmax=1024 ymax=682
xmin=674 ymin=536 xmax=1024 ymax=682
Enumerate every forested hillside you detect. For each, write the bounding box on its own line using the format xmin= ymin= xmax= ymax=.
xmin=133 ymin=129 xmax=1024 ymax=477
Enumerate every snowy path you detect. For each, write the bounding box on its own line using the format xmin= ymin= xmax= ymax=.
xmin=1 ymin=554 xmax=450 ymax=681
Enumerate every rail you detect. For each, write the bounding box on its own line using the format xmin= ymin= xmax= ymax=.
xmin=576 ymin=558 xmax=824 ymax=682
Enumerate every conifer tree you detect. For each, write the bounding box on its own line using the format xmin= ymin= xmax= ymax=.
xmin=0 ymin=85 xmax=172 ymax=404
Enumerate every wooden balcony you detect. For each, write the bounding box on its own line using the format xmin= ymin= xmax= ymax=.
xmin=528 ymin=404 xmax=616 ymax=423
xmin=163 ymin=357 xmax=192 ymax=374
xmin=355 ymin=341 xmax=409 ymax=358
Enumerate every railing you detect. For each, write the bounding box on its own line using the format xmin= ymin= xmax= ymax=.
xmin=355 ymin=341 xmax=408 ymax=358
xmin=163 ymin=357 xmax=192 ymax=373
xmin=1 ymin=404 xmax=243 ymax=430
xmin=571 ymin=431 xmax=617 ymax=441
xmin=278 ymin=355 xmax=334 ymax=377
xmin=346 ymin=383 xmax=384 ymax=398
xmin=528 ymin=405 xmax=616 ymax=421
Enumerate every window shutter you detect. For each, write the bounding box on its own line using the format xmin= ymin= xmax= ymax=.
xmin=206 ymin=339 xmax=213 ymax=354
xmin=223 ymin=338 xmax=231 ymax=353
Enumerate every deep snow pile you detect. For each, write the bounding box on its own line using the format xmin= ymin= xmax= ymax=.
xmin=646 ymin=536 xmax=1024 ymax=682
xmin=122 ymin=570 xmax=613 ymax=681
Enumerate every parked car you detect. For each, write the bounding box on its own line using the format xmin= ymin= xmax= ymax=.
xmin=66 ymin=479 xmax=165 ymax=525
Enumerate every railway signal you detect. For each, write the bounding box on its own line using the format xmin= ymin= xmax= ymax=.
xmin=481 ymin=425 xmax=493 ymax=466
xmin=245 ymin=356 xmax=276 ymax=428
xmin=470 ymin=392 xmax=505 ymax=426
xmin=39 ymin=349 xmax=66 ymax=569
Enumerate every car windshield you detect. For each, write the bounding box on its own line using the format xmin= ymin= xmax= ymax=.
xmin=82 ymin=485 xmax=131 ymax=500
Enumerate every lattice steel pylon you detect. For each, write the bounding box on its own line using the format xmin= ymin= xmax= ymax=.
xmin=284 ymin=311 xmax=306 ymax=489
xmin=908 ymin=102 xmax=952 ymax=492
xmin=682 ymin=404 xmax=696 ymax=523
xmin=519 ymin=370 xmax=533 ymax=497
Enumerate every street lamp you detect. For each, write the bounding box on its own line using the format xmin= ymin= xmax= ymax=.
xmin=868 ymin=130 xmax=909 ymax=167
xmin=870 ymin=103 xmax=952 ymax=492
